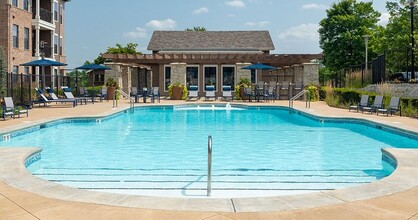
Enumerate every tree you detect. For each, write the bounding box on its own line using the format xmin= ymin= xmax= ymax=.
xmin=319 ymin=0 xmax=381 ymax=74
xmin=185 ymin=26 xmax=206 ymax=31
xmin=374 ymin=1 xmax=418 ymax=75
xmin=92 ymin=43 xmax=141 ymax=64
xmin=0 ymin=46 xmax=7 ymax=98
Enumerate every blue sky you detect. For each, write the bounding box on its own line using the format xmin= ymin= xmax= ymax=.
xmin=65 ymin=0 xmax=388 ymax=68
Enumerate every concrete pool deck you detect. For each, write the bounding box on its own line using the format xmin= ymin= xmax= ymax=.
xmin=1 ymin=100 xmax=418 ymax=219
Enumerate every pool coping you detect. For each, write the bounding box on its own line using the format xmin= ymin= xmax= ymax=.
xmin=1 ymin=104 xmax=418 ymax=212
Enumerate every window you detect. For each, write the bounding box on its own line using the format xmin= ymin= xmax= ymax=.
xmin=12 ymin=0 xmax=17 ymax=7
xmin=204 ymin=66 xmax=217 ymax=91
xmin=12 ymin=25 xmax=18 ymax=48
xmin=164 ymin=66 xmax=171 ymax=91
xmin=24 ymin=67 xmax=30 ymax=74
xmin=186 ymin=66 xmax=198 ymax=88
xmin=54 ymin=2 xmax=58 ymax=21
xmin=24 ymin=27 xmax=29 ymax=50
xmin=54 ymin=35 xmax=58 ymax=54
xmin=59 ymin=37 xmax=63 ymax=55
xmin=251 ymin=69 xmax=257 ymax=84
xmin=13 ymin=66 xmax=19 ymax=74
xmin=23 ymin=0 xmax=29 ymax=10
xmin=60 ymin=4 xmax=63 ymax=24
xmin=222 ymin=66 xmax=235 ymax=90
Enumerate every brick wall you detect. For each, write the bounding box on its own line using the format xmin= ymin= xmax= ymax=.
xmin=0 ymin=1 xmax=10 ymax=70
xmin=9 ymin=5 xmax=32 ymax=73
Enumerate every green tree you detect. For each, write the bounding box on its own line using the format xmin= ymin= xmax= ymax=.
xmin=185 ymin=26 xmax=206 ymax=31
xmin=319 ymin=0 xmax=381 ymax=75
xmin=374 ymin=1 xmax=418 ymax=75
xmin=91 ymin=43 xmax=141 ymax=64
xmin=0 ymin=46 xmax=7 ymax=98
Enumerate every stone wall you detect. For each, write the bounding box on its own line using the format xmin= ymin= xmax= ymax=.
xmin=170 ymin=62 xmax=186 ymax=85
xmin=362 ymin=84 xmax=418 ymax=98
xmin=120 ymin=65 xmax=131 ymax=94
xmin=104 ymin=63 xmax=123 ymax=90
xmin=302 ymin=63 xmax=319 ymax=86
xmin=236 ymin=63 xmax=251 ymax=84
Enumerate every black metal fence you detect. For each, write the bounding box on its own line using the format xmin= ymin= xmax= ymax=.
xmin=1 ymin=72 xmax=73 ymax=106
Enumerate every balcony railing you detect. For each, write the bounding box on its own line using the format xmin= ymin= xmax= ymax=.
xmin=33 ymin=8 xmax=53 ymax=23
xmin=32 ymin=46 xmax=52 ymax=58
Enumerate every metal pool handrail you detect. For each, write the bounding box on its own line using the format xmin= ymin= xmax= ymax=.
xmin=113 ymin=89 xmax=135 ymax=110
xmin=207 ymin=135 xmax=212 ymax=196
xmin=289 ymin=90 xmax=310 ymax=109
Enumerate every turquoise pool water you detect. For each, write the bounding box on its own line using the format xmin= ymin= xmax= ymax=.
xmin=1 ymin=105 xmax=415 ymax=198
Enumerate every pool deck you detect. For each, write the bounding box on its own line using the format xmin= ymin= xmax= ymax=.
xmin=1 ymin=99 xmax=418 ymax=219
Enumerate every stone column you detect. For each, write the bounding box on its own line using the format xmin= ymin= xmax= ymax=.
xmin=293 ymin=65 xmax=303 ymax=83
xmin=170 ymin=63 xmax=186 ymax=85
xmin=302 ymin=63 xmax=320 ymax=85
xmin=236 ymin=63 xmax=251 ymax=85
xmin=104 ymin=63 xmax=123 ymax=89
xmin=120 ymin=65 xmax=131 ymax=94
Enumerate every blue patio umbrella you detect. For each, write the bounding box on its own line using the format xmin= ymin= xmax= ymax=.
xmin=20 ymin=58 xmax=67 ymax=89
xmin=242 ymin=63 xmax=277 ymax=70
xmin=75 ymin=64 xmax=111 ymax=87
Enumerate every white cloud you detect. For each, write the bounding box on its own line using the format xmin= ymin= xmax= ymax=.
xmin=245 ymin=21 xmax=270 ymax=27
xmin=278 ymin=23 xmax=320 ymax=41
xmin=302 ymin=3 xmax=328 ymax=10
xmin=193 ymin=7 xmax=209 ymax=14
xmin=146 ymin=18 xmax=176 ymax=30
xmin=123 ymin=27 xmax=147 ymax=39
xmin=225 ymin=0 xmax=246 ymax=8
xmin=378 ymin=12 xmax=390 ymax=26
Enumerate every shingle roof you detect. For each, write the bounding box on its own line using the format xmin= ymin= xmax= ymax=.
xmin=147 ymin=31 xmax=275 ymax=52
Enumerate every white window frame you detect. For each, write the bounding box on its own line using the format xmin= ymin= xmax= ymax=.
xmin=59 ymin=36 xmax=63 ymax=55
xmin=53 ymin=1 xmax=58 ymax=22
xmin=221 ymin=65 xmax=236 ymax=91
xmin=251 ymin=69 xmax=258 ymax=85
xmin=12 ymin=24 xmax=19 ymax=48
xmin=53 ymin=34 xmax=58 ymax=55
xmin=186 ymin=65 xmax=199 ymax=89
xmin=164 ymin=65 xmax=171 ymax=92
xmin=203 ymin=65 xmax=218 ymax=92
xmin=23 ymin=27 xmax=30 ymax=50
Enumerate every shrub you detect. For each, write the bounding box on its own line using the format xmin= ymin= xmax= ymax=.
xmin=306 ymin=85 xmax=319 ymax=101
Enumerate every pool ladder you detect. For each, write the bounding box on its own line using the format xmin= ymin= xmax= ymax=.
xmin=113 ymin=89 xmax=135 ymax=111
xmin=289 ymin=90 xmax=310 ymax=109
xmin=207 ymin=135 xmax=212 ymax=196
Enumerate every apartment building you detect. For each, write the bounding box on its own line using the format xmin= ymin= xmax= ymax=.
xmin=0 ymin=0 xmax=69 ymax=85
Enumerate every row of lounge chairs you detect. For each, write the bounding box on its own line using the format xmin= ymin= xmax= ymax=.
xmin=32 ymin=87 xmax=87 ymax=108
xmin=187 ymin=85 xmax=233 ymax=101
xmin=349 ymin=95 xmax=401 ymax=116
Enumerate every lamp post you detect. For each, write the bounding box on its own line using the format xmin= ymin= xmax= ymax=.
xmin=363 ymin=35 xmax=370 ymax=73
xmin=407 ymin=0 xmax=416 ymax=80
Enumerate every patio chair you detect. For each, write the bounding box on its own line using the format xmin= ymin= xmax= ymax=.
xmin=222 ymin=86 xmax=233 ymax=101
xmin=149 ymin=87 xmax=160 ymax=103
xmin=263 ymin=86 xmax=276 ymax=102
xmin=32 ymin=88 xmax=77 ymax=108
xmin=377 ymin=97 xmax=401 ymax=116
xmin=243 ymin=87 xmax=254 ymax=102
xmin=293 ymin=81 xmax=303 ymax=97
xmin=279 ymin=81 xmax=290 ymax=100
xmin=61 ymin=86 xmax=88 ymax=105
xmin=4 ymin=97 xmax=28 ymax=119
xmin=98 ymin=87 xmax=107 ymax=102
xmin=187 ymin=85 xmax=199 ymax=101
xmin=205 ymin=85 xmax=216 ymax=101
xmin=362 ymin=96 xmax=383 ymax=113
xmin=349 ymin=95 xmax=369 ymax=112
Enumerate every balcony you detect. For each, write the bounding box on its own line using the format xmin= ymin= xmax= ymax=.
xmin=32 ymin=46 xmax=52 ymax=58
xmin=32 ymin=8 xmax=52 ymax=23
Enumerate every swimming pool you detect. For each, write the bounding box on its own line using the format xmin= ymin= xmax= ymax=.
xmin=1 ymin=104 xmax=416 ymax=198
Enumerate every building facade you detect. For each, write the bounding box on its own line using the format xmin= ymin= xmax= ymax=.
xmin=0 ymin=0 xmax=69 ymax=86
xmin=103 ymin=31 xmax=322 ymax=97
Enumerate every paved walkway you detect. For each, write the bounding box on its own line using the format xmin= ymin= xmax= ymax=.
xmin=1 ymin=99 xmax=418 ymax=219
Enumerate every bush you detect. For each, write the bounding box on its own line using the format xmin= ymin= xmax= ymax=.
xmin=306 ymin=85 xmax=319 ymax=101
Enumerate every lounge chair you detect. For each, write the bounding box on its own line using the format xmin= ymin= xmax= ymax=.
xmin=377 ymin=97 xmax=401 ymax=116
xmin=205 ymin=85 xmax=216 ymax=101
xmin=349 ymin=95 xmax=369 ymax=112
xmin=279 ymin=81 xmax=290 ymax=100
xmin=61 ymin=86 xmax=88 ymax=105
xmin=362 ymin=96 xmax=383 ymax=113
xmin=149 ymin=87 xmax=160 ymax=103
xmin=187 ymin=85 xmax=199 ymax=101
xmin=32 ymin=88 xmax=77 ymax=107
xmin=2 ymin=97 xmax=28 ymax=120
xmin=222 ymin=86 xmax=233 ymax=101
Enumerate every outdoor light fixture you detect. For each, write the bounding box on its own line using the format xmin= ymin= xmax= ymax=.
xmin=363 ymin=35 xmax=370 ymax=73
xmin=406 ymin=0 xmax=417 ymax=80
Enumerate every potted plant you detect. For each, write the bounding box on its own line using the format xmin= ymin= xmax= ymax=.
xmin=235 ymin=78 xmax=251 ymax=100
xmin=168 ymin=83 xmax=188 ymax=100
xmin=106 ymin=77 xmax=118 ymax=100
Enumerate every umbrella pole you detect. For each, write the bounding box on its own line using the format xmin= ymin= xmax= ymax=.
xmin=75 ymin=69 xmax=78 ymax=96
xmin=42 ymin=66 xmax=45 ymax=90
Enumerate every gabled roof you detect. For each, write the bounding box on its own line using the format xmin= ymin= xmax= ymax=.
xmin=147 ymin=31 xmax=275 ymax=52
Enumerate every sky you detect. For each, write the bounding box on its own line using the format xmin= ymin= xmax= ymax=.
xmin=65 ymin=0 xmax=389 ymax=69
